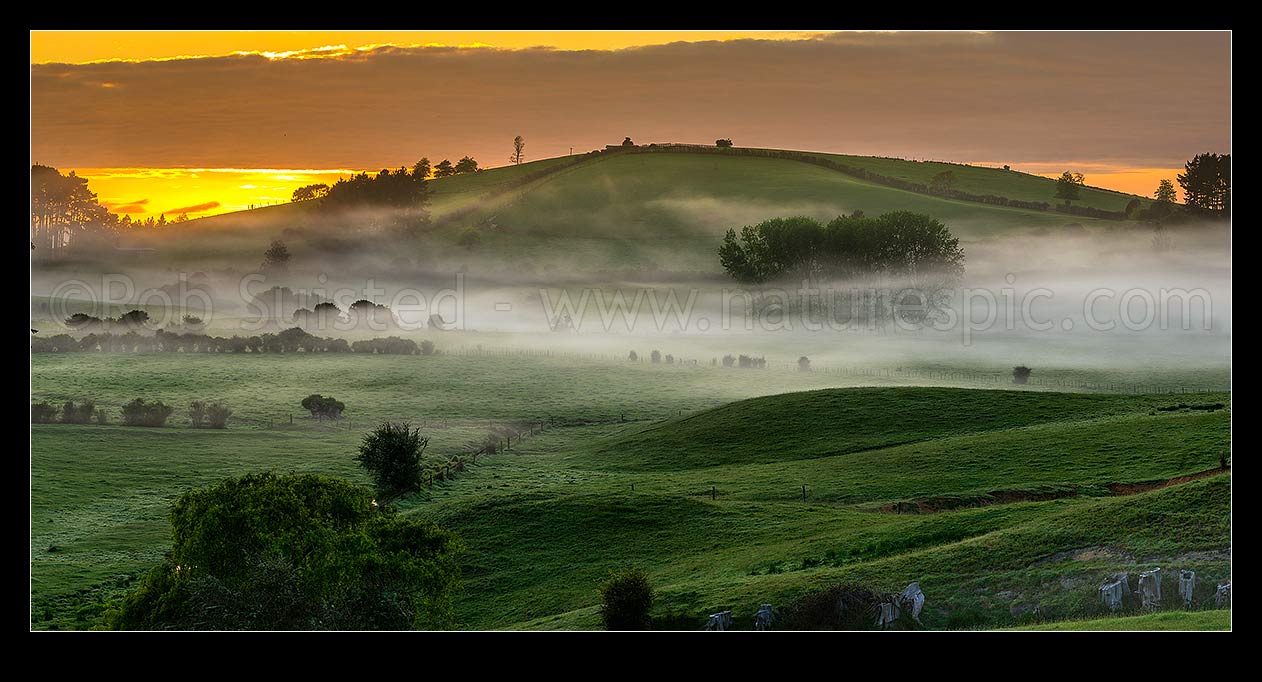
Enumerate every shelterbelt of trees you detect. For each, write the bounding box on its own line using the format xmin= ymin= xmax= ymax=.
xmin=31 ymin=326 xmax=435 ymax=355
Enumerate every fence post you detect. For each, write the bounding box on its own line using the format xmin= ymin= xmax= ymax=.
xmin=289 ymin=413 xmax=293 ymax=425
xmin=711 ymin=486 xmax=716 ymax=501
xmin=802 ymin=485 xmax=807 ymax=501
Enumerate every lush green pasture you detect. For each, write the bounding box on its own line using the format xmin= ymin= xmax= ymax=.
xmin=1006 ymin=609 xmax=1230 ymax=631
xmin=31 ymin=349 xmax=1230 ymax=631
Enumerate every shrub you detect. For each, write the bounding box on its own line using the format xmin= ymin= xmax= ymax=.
xmin=31 ymin=402 xmax=59 ymax=424
xmin=301 ymin=394 xmax=345 ymax=420
xmin=94 ymin=409 xmax=108 ymax=425
xmin=798 ymin=356 xmax=811 ymax=372
xmin=189 ymin=400 xmax=208 ymax=428
xmin=420 ymin=339 xmax=436 ymax=356
xmin=599 ymin=567 xmax=653 ymax=630
xmin=628 ymin=350 xmax=638 ymax=362
xmin=121 ymin=399 xmax=174 ymax=427
xmin=108 ymin=473 xmax=463 ymax=630
xmin=1013 ymin=366 xmax=1032 ymax=385
xmin=356 ymin=422 xmax=428 ymax=495
xmin=722 ymin=354 xmax=735 ymax=368
xmin=207 ymin=403 xmax=232 ymax=429
xmin=650 ymin=350 xmax=662 ymax=364
xmin=779 ymin=583 xmax=885 ymax=630
xmin=60 ymin=400 xmax=96 ymax=424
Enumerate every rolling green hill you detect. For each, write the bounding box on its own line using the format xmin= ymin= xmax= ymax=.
xmin=106 ymin=148 xmax=1151 ymax=275
xmin=32 ymin=357 xmax=1229 ymax=630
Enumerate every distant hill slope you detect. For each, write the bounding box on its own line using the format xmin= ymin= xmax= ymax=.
xmin=117 ymin=148 xmax=1152 ymax=274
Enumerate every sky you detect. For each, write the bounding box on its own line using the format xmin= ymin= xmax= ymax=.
xmin=31 ymin=30 xmax=1231 ymax=218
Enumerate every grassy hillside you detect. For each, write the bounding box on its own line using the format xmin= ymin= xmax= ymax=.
xmin=89 ymin=149 xmax=1150 ymax=276
xmin=31 ymin=359 xmax=1230 ymax=629
xmin=809 ymin=151 xmax=1146 ymax=213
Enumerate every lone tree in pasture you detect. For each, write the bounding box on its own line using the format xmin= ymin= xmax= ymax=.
xmin=1012 ymin=366 xmax=1032 ymax=385
xmin=1055 ymin=172 xmax=1083 ymax=203
xmin=511 ymin=136 xmax=526 ymax=165
xmin=454 ymin=156 xmax=480 ymax=174
xmin=798 ymin=356 xmax=812 ymax=372
xmin=356 ymin=422 xmax=428 ymax=495
xmin=301 ymin=394 xmax=345 ymax=420
xmin=622 ymin=136 xmax=635 ymax=147
xmin=261 ymin=239 xmax=291 ymax=273
xmin=1154 ymin=178 xmax=1178 ymax=204
xmin=628 ymin=350 xmax=638 ymax=362
xmin=1177 ymin=152 xmax=1230 ymax=215
xmin=599 ymin=567 xmax=653 ymax=631
xmin=108 ymin=473 xmax=463 ymax=630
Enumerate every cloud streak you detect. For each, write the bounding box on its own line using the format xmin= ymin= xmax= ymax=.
xmin=166 ymin=201 xmax=221 ymax=214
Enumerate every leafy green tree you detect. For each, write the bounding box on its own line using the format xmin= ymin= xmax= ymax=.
xmin=356 ymin=422 xmax=428 ymax=495
xmin=1054 ymin=171 xmax=1082 ymax=203
xmin=301 ymin=394 xmax=345 ymax=419
xmin=1177 ymin=153 xmax=1230 ymax=214
xmin=108 ymin=473 xmax=463 ymax=630
xmin=1154 ymin=178 xmax=1178 ymax=204
xmin=599 ymin=567 xmax=653 ymax=630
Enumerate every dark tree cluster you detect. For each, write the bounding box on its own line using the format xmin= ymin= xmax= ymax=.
xmin=719 ymin=211 xmax=965 ymax=285
xmin=599 ymin=568 xmax=654 ymax=631
xmin=31 ymin=164 xmax=122 ymax=256
xmin=33 ymin=327 xmax=431 ymax=356
xmin=1178 ymin=152 xmax=1231 ymax=215
xmin=350 ymin=337 xmax=420 ymax=355
xmin=64 ymin=309 xmax=152 ymax=331
xmin=108 ymin=473 xmax=463 ymax=630
xmin=121 ymin=399 xmax=175 ymax=427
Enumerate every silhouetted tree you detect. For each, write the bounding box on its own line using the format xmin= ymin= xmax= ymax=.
xmin=413 ymin=157 xmax=432 ymax=180
xmin=628 ymin=350 xmax=638 ymax=362
xmin=622 ymin=137 xmax=635 ymax=147
xmin=511 ymin=136 xmax=526 ymax=165
xmin=291 ymin=184 xmax=329 ymax=202
xmin=1012 ymin=366 xmax=1032 ymax=385
xmin=454 ymin=157 xmax=480 ymax=174
xmin=650 ymin=350 xmax=661 ymax=364
xmin=30 ymin=164 xmax=120 ymax=255
xmin=798 ymin=356 xmax=811 ymax=372
xmin=715 ymin=138 xmax=733 ymax=148
xmin=1154 ymin=179 xmax=1178 ymax=204
xmin=433 ymin=159 xmax=456 ymax=178
xmin=1177 ymin=153 xmax=1230 ymax=214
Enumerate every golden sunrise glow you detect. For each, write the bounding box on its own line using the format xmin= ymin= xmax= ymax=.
xmin=30 ymin=30 xmax=827 ymax=64
xmin=75 ymin=168 xmax=367 ymax=219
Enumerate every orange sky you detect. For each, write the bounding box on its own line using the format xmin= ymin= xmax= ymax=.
xmin=31 ymin=31 xmax=1229 ymax=217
